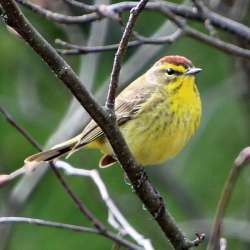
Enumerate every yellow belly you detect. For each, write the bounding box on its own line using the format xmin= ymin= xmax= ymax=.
xmin=94 ymin=77 xmax=201 ymax=166
xmin=119 ymin=105 xmax=200 ymax=165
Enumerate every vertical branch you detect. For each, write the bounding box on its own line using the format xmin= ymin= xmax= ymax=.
xmin=105 ymin=0 xmax=149 ymax=110
xmin=207 ymin=147 xmax=250 ymax=250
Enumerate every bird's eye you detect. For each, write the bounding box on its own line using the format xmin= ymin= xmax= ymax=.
xmin=165 ymin=68 xmax=175 ymax=75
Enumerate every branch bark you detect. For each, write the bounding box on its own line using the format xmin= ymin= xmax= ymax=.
xmin=16 ymin=0 xmax=250 ymax=59
xmin=55 ymin=30 xmax=183 ymax=55
xmin=106 ymin=0 xmax=149 ymax=110
xmin=15 ymin=0 xmax=250 ymax=43
xmin=0 ymin=217 xmax=100 ymax=234
xmin=0 ymin=216 xmax=140 ymax=249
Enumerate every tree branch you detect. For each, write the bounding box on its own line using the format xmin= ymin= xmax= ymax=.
xmin=0 ymin=216 xmax=141 ymax=249
xmin=0 ymin=216 xmax=100 ymax=234
xmin=55 ymin=30 xmax=183 ymax=55
xmin=105 ymin=0 xmax=149 ymax=110
xmin=14 ymin=0 xmax=250 ymax=59
xmin=15 ymin=0 xmax=102 ymax=24
xmin=158 ymin=5 xmax=250 ymax=59
xmin=207 ymin=147 xmax=250 ymax=250
xmin=55 ymin=27 xmax=250 ymax=60
xmin=15 ymin=0 xmax=250 ymax=43
xmin=191 ymin=0 xmax=217 ymax=37
xmin=185 ymin=27 xmax=250 ymax=59
xmin=0 ymin=0 xmax=204 ymax=249
xmin=62 ymin=0 xmax=96 ymax=12
xmin=0 ymin=106 xmax=40 ymax=151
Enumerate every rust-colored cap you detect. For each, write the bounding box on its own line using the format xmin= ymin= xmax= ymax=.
xmin=155 ymin=55 xmax=193 ymax=67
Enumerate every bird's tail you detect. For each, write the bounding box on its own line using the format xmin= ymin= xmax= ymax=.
xmin=24 ymin=135 xmax=82 ymax=163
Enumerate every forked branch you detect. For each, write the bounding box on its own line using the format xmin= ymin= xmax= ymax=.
xmin=15 ymin=0 xmax=250 ymax=43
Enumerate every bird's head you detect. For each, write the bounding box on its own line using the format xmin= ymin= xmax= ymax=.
xmin=146 ymin=55 xmax=202 ymax=86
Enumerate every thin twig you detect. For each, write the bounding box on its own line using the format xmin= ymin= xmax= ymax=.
xmin=207 ymin=147 xmax=250 ymax=250
xmin=0 ymin=216 xmax=140 ymax=249
xmin=159 ymin=5 xmax=250 ymax=59
xmin=105 ymin=0 xmax=149 ymax=110
xmin=180 ymin=218 xmax=250 ymax=242
xmin=0 ymin=217 xmax=99 ymax=234
xmin=15 ymin=0 xmax=250 ymax=42
xmin=62 ymin=0 xmax=96 ymax=12
xmin=185 ymin=27 xmax=250 ymax=59
xmin=0 ymin=105 xmax=40 ymax=151
xmin=15 ymin=0 xmax=250 ymax=59
xmin=15 ymin=0 xmax=102 ymax=24
xmin=56 ymin=38 xmax=142 ymax=54
xmin=62 ymin=0 xmax=121 ymax=22
xmin=55 ymin=27 xmax=250 ymax=60
xmin=49 ymin=163 xmax=107 ymax=231
xmin=56 ymin=30 xmax=183 ymax=55
xmin=191 ymin=0 xmax=217 ymax=37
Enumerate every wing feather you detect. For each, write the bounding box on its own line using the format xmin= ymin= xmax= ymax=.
xmin=78 ymin=75 xmax=158 ymax=145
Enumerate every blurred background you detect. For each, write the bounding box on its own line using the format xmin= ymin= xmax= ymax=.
xmin=0 ymin=0 xmax=250 ymax=249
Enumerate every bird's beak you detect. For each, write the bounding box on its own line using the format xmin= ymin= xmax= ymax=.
xmin=185 ymin=67 xmax=202 ymax=76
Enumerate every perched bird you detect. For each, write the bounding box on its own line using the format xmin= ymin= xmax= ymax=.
xmin=25 ymin=55 xmax=202 ymax=168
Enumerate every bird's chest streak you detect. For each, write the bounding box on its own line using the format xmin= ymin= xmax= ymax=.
xmin=119 ymin=78 xmax=201 ymax=165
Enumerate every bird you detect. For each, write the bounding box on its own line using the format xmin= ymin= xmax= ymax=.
xmin=25 ymin=55 xmax=202 ymax=168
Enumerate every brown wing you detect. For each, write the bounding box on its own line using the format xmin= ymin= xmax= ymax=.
xmin=78 ymin=74 xmax=158 ymax=145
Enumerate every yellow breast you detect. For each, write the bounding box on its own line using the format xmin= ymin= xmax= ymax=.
xmin=101 ymin=76 xmax=201 ymax=166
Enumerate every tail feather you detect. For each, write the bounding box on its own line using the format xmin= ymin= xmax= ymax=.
xmin=24 ymin=135 xmax=83 ymax=163
xmin=25 ymin=145 xmax=72 ymax=163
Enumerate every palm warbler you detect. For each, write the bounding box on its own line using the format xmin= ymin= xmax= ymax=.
xmin=25 ymin=55 xmax=202 ymax=167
